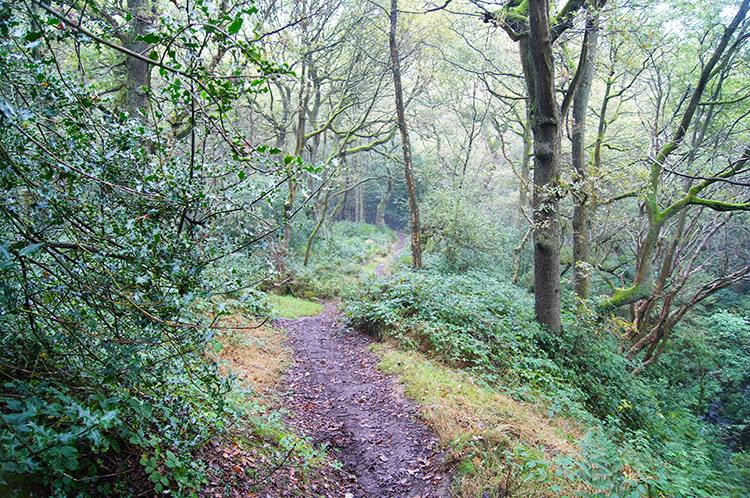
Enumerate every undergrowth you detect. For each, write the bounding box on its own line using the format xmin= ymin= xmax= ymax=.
xmin=289 ymin=222 xmax=397 ymax=299
xmin=345 ymin=269 xmax=749 ymax=497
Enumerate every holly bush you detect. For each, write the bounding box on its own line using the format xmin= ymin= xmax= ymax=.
xmin=0 ymin=0 xmax=296 ymax=494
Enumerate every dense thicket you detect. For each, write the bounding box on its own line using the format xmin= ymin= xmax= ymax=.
xmin=0 ymin=0 xmax=298 ymax=494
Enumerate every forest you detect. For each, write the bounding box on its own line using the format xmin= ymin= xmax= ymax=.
xmin=1 ymin=0 xmax=750 ymax=496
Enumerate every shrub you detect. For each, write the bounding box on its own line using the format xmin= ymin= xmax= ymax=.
xmin=344 ymin=270 xmax=564 ymax=391
xmin=0 ymin=4 xmax=285 ymax=493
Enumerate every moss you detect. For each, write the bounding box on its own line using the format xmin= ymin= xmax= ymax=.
xmin=506 ymin=0 xmax=529 ymax=23
xmin=601 ymin=283 xmax=652 ymax=310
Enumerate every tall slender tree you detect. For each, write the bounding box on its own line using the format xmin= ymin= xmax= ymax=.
xmin=571 ymin=8 xmax=601 ymax=300
xmin=390 ymin=0 xmax=422 ymax=269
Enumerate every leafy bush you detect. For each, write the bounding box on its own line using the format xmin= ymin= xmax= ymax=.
xmin=0 ymin=2 xmax=290 ymax=494
xmin=0 ymin=87 xmax=234 ymax=493
xmin=421 ymin=188 xmax=521 ymax=274
xmin=531 ymin=429 xmax=738 ymax=498
xmin=344 ymin=270 xmax=565 ymax=390
xmin=290 ymin=221 xmax=396 ymax=298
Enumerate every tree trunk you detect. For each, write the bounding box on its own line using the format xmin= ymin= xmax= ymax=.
xmin=304 ymin=180 xmax=332 ymax=266
xmin=389 ymin=0 xmax=422 ymax=270
xmin=527 ymin=0 xmax=562 ymax=331
xmin=517 ymin=38 xmax=534 ymax=232
xmin=355 ymin=184 xmax=363 ymax=223
xmin=571 ymin=11 xmax=599 ymax=300
xmin=518 ymin=105 xmax=532 ymax=230
xmin=125 ymin=0 xmax=152 ymax=119
xmin=376 ymin=164 xmax=394 ymax=228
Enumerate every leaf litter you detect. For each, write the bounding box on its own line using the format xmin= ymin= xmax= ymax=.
xmin=278 ymin=302 xmax=452 ymax=497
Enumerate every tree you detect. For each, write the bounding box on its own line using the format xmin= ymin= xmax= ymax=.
xmin=390 ymin=0 xmax=422 ymax=269
xmin=479 ymin=0 xmax=589 ymax=330
xmin=248 ymin=0 xmax=402 ymax=258
xmin=570 ymin=7 xmax=600 ymax=300
xmin=601 ymin=0 xmax=750 ymax=370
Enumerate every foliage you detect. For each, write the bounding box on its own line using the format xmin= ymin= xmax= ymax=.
xmin=374 ymin=344 xmax=582 ymax=498
xmin=344 ymin=270 xmax=566 ymax=392
xmin=649 ymin=311 xmax=750 ymax=450
xmin=0 ymin=0 xmax=301 ymax=494
xmin=290 ymin=221 xmax=396 ymax=299
xmin=529 ymin=429 xmax=739 ymax=498
xmin=421 ymin=187 xmax=519 ymax=274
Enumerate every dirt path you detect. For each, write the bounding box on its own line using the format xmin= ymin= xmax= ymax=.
xmin=278 ymin=303 xmax=452 ymax=498
xmin=375 ymin=232 xmax=409 ymax=276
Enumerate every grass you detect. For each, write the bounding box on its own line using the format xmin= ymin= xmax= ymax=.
xmin=214 ymin=313 xmax=290 ymax=394
xmin=372 ymin=343 xmax=586 ymax=497
xmin=195 ymin=296 xmax=347 ymax=496
xmin=269 ymin=294 xmax=324 ymax=319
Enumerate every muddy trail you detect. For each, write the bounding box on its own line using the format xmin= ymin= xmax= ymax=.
xmin=375 ymin=231 xmax=408 ymax=276
xmin=277 ymin=301 xmax=452 ymax=498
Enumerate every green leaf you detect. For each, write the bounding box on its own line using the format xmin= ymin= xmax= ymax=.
xmin=283 ymin=155 xmax=294 ymax=165
xmin=18 ymin=243 xmax=42 ymax=257
xmin=148 ymin=50 xmax=159 ymax=61
xmin=227 ymin=17 xmax=243 ymax=35
xmin=136 ymin=33 xmax=161 ymax=44
xmin=24 ymin=31 xmax=42 ymax=43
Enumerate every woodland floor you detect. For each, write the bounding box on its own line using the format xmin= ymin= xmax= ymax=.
xmin=276 ymin=302 xmax=452 ymax=498
xmin=200 ymin=233 xmax=453 ymax=497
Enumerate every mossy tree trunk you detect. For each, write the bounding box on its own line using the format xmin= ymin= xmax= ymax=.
xmin=571 ymin=10 xmax=599 ymax=300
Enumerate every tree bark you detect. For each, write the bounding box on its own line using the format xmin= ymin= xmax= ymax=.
xmin=518 ymin=104 xmax=532 ymax=231
xmin=125 ymin=0 xmax=152 ymax=119
xmin=389 ymin=0 xmax=422 ymax=269
xmin=527 ymin=0 xmax=562 ymax=331
xmin=571 ymin=11 xmax=599 ymax=300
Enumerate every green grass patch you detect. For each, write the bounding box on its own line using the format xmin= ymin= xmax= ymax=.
xmin=372 ymin=343 xmax=582 ymax=497
xmin=269 ymin=294 xmax=324 ymax=318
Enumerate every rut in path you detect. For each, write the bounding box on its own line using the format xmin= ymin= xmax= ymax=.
xmin=278 ymin=303 xmax=452 ymax=498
